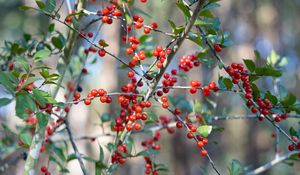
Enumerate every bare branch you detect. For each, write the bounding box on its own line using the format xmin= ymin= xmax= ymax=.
xmin=246 ymin=151 xmax=300 ymax=175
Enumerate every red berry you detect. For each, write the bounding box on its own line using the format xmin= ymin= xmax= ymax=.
xmin=98 ymin=49 xmax=106 ymax=57
xmin=200 ymin=149 xmax=208 ymax=156
xmin=213 ymin=43 xmax=222 ymax=52
xmin=274 ymin=116 xmax=281 ymax=123
xmin=197 ymin=141 xmax=204 ymax=148
xmin=41 ymin=166 xmax=47 ymax=173
xmin=128 ymin=71 xmax=135 ymax=78
xmin=84 ymin=99 xmax=91 ymax=105
xmin=87 ymin=32 xmax=93 ymax=38
xmin=176 ymin=122 xmax=183 ymax=128
xmin=134 ymin=123 xmax=142 ymax=130
xmin=187 ymin=132 xmax=194 ymax=139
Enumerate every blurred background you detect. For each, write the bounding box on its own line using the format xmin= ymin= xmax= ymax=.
xmin=0 ymin=0 xmax=300 ymax=175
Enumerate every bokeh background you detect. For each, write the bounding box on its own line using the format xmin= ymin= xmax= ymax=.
xmin=0 ymin=0 xmax=300 ymax=175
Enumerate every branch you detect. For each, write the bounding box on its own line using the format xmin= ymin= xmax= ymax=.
xmin=183 ymin=1 xmax=297 ymax=146
xmin=145 ymin=0 xmax=207 ymax=101
xmin=153 ymin=96 xmax=222 ymax=175
xmin=211 ymin=114 xmax=300 ymax=121
xmin=64 ymin=119 xmax=88 ymax=175
xmin=246 ymin=151 xmax=300 ymax=175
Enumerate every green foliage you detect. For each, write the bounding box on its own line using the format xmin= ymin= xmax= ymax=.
xmin=229 ymin=159 xmax=243 ymax=175
xmin=197 ymin=125 xmax=212 ymax=137
xmin=0 ymin=98 xmax=12 ymax=107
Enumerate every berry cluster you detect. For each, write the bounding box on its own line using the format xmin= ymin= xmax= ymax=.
xmin=141 ymin=131 xmax=161 ymax=175
xmin=111 ymin=144 xmax=128 ymax=164
xmin=152 ymin=46 xmax=172 ymax=69
xmin=178 ymin=54 xmax=200 ymax=72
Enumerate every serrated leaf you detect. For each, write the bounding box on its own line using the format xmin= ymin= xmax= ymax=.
xmin=243 ymin=59 xmax=256 ymax=72
xmin=196 ymin=125 xmax=212 ymax=137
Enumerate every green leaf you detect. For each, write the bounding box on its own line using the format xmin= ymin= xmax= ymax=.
xmin=187 ymin=32 xmax=203 ymax=46
xmin=107 ymin=164 xmax=117 ymax=173
xmin=45 ymin=0 xmax=56 ymax=13
xmin=35 ymin=0 xmax=46 ymax=9
xmin=99 ymin=146 xmax=104 ymax=162
xmin=0 ymin=98 xmax=12 ymax=107
xmin=101 ymin=113 xmax=110 ymax=122
xmin=196 ymin=125 xmax=212 ymax=137
xmin=136 ymin=149 xmax=158 ymax=156
xmin=0 ymin=71 xmax=15 ymax=93
xmin=124 ymin=13 xmax=133 ymax=25
xmin=176 ymin=1 xmax=191 ymax=20
xmin=243 ymin=59 xmax=256 ymax=72
xmin=20 ymin=133 xmax=32 ymax=145
xmin=289 ymin=127 xmax=298 ymax=138
xmin=254 ymin=50 xmax=262 ymax=61
xmin=222 ymin=78 xmax=233 ymax=90
xmin=16 ymin=92 xmax=36 ymax=119
xmin=48 ymin=23 xmax=55 ymax=32
xmin=255 ymin=67 xmax=282 ymax=77
xmin=154 ymin=163 xmax=169 ymax=172
xmin=250 ymin=83 xmax=260 ymax=99
xmin=194 ymin=19 xmax=212 ymax=26
xmin=168 ymin=20 xmax=185 ymax=35
xmin=34 ymin=49 xmax=51 ymax=61
xmin=281 ymin=93 xmax=296 ymax=106
xmin=33 ymin=89 xmax=56 ymax=108
xmin=16 ymin=56 xmax=30 ymax=71
xmin=51 ymin=37 xmax=64 ymax=49
xmin=20 ymin=77 xmax=40 ymax=90
xmin=264 ymin=91 xmax=278 ymax=105
xmin=194 ymin=100 xmax=202 ymax=113
xmin=229 ymin=159 xmax=243 ymax=175
xmin=19 ymin=6 xmax=33 ymax=11
xmin=95 ymin=161 xmax=107 ymax=175
xmin=36 ymin=113 xmax=48 ymax=129
xmin=53 ymin=146 xmax=66 ymax=161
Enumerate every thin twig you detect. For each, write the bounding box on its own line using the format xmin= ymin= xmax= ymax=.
xmin=153 ymin=96 xmax=222 ymax=175
xmin=246 ymin=150 xmax=300 ymax=175
xmin=64 ymin=119 xmax=88 ymax=175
